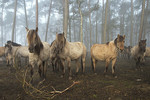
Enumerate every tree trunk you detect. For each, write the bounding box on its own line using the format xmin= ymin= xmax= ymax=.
xmin=143 ymin=0 xmax=149 ymax=39
xmin=36 ymin=0 xmax=38 ymax=28
xmin=88 ymin=0 xmax=92 ymax=46
xmin=130 ymin=0 xmax=134 ymax=46
xmin=138 ymin=0 xmax=145 ymax=41
xmin=45 ymin=0 xmax=52 ymax=42
xmin=68 ymin=3 xmax=71 ymax=42
xmin=103 ymin=0 xmax=108 ymax=43
xmin=101 ymin=0 xmax=104 ymax=43
xmin=78 ymin=1 xmax=83 ymax=43
xmin=73 ymin=11 xmax=76 ymax=41
xmin=96 ymin=10 xmax=98 ymax=43
xmin=63 ymin=0 xmax=69 ymax=38
xmin=12 ymin=0 xmax=18 ymax=42
xmin=24 ymin=0 xmax=28 ymax=28
xmin=1 ymin=3 xmax=4 ymax=46
xmin=106 ymin=0 xmax=110 ymax=42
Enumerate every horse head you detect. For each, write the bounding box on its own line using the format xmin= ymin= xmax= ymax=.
xmin=139 ymin=39 xmax=146 ymax=53
xmin=5 ymin=44 xmax=13 ymax=66
xmin=115 ymin=34 xmax=125 ymax=52
xmin=55 ymin=32 xmax=66 ymax=53
xmin=26 ymin=27 xmax=43 ymax=55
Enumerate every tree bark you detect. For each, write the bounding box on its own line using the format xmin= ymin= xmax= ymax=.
xmin=143 ymin=0 xmax=149 ymax=39
xmin=101 ymin=0 xmax=104 ymax=43
xmin=1 ymin=2 xmax=4 ymax=46
xmin=45 ymin=0 xmax=52 ymax=42
xmin=88 ymin=0 xmax=92 ymax=46
xmin=130 ymin=0 xmax=133 ymax=46
xmin=103 ymin=0 xmax=108 ymax=43
xmin=63 ymin=0 xmax=69 ymax=38
xmin=24 ymin=0 xmax=28 ymax=28
xmin=138 ymin=0 xmax=145 ymax=41
xmin=78 ymin=1 xmax=83 ymax=43
xmin=12 ymin=0 xmax=18 ymax=42
xmin=36 ymin=0 xmax=38 ymax=28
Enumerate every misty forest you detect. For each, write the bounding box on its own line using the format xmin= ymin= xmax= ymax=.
xmin=0 ymin=0 xmax=150 ymax=100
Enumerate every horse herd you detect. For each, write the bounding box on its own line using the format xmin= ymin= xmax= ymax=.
xmin=0 ymin=27 xmax=149 ymax=82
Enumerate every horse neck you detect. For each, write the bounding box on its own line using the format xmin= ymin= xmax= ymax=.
xmin=109 ymin=40 xmax=118 ymax=54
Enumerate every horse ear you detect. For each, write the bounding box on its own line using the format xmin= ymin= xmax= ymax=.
xmin=36 ymin=27 xmax=38 ymax=32
xmin=117 ymin=34 xmax=120 ymax=38
xmin=25 ymin=27 xmax=29 ymax=32
xmin=123 ymin=35 xmax=125 ymax=39
xmin=63 ymin=32 xmax=65 ymax=36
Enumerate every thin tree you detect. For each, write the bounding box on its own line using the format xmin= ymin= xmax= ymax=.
xmin=1 ymin=1 xmax=4 ymax=46
xmin=103 ymin=0 xmax=109 ymax=43
xmin=130 ymin=0 xmax=133 ymax=46
xmin=88 ymin=0 xmax=92 ymax=46
xmin=63 ymin=0 xmax=69 ymax=38
xmin=78 ymin=0 xmax=83 ymax=43
xmin=12 ymin=0 xmax=18 ymax=42
xmin=45 ymin=0 xmax=53 ymax=42
xmin=101 ymin=0 xmax=104 ymax=43
xmin=138 ymin=0 xmax=145 ymax=41
xmin=36 ymin=0 xmax=38 ymax=28
xmin=24 ymin=0 xmax=28 ymax=28
xmin=143 ymin=0 xmax=149 ymax=39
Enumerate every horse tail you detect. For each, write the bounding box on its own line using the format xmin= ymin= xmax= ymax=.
xmin=81 ymin=57 xmax=83 ymax=72
xmin=91 ymin=57 xmax=94 ymax=71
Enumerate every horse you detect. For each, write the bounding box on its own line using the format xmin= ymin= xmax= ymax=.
xmin=26 ymin=27 xmax=50 ymax=81
xmin=5 ymin=43 xmax=29 ymax=67
xmin=145 ymin=47 xmax=150 ymax=57
xmin=131 ymin=39 xmax=147 ymax=70
xmin=0 ymin=47 xmax=5 ymax=57
xmin=49 ymin=40 xmax=62 ymax=72
xmin=7 ymin=40 xmax=21 ymax=46
xmin=53 ymin=32 xmax=86 ymax=79
xmin=5 ymin=41 xmax=21 ymax=66
xmin=91 ymin=34 xmax=125 ymax=77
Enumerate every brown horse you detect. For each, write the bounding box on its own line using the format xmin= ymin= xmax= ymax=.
xmin=131 ymin=39 xmax=147 ymax=70
xmin=53 ymin=32 xmax=86 ymax=79
xmin=91 ymin=34 xmax=125 ymax=77
xmin=26 ymin=27 xmax=50 ymax=81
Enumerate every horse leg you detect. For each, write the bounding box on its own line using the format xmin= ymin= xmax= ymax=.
xmin=43 ymin=61 xmax=47 ymax=79
xmin=104 ymin=59 xmax=110 ymax=74
xmin=81 ymin=56 xmax=86 ymax=73
xmin=67 ymin=58 xmax=72 ymax=80
xmin=38 ymin=64 xmax=42 ymax=78
xmin=60 ymin=59 xmax=65 ymax=78
xmin=91 ymin=57 xmax=96 ymax=73
xmin=75 ymin=59 xmax=80 ymax=74
xmin=111 ymin=58 xmax=117 ymax=78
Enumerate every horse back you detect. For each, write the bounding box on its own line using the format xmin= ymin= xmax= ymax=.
xmin=91 ymin=43 xmax=117 ymax=61
xmin=0 ymin=47 xmax=5 ymax=56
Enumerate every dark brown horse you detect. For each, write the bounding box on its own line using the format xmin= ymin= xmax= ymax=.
xmin=131 ymin=39 xmax=147 ymax=70
xmin=26 ymin=27 xmax=50 ymax=82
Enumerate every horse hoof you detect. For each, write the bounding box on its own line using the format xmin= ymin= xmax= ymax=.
xmin=69 ymin=76 xmax=72 ymax=80
xmin=60 ymin=75 xmax=64 ymax=78
xmin=114 ymin=76 xmax=118 ymax=78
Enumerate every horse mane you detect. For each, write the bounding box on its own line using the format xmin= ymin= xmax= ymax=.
xmin=27 ymin=29 xmax=43 ymax=55
xmin=7 ymin=40 xmax=21 ymax=46
xmin=56 ymin=33 xmax=66 ymax=54
xmin=106 ymin=42 xmax=109 ymax=45
xmin=114 ymin=35 xmax=124 ymax=47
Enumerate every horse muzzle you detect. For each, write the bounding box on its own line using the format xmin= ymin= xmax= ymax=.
xmin=29 ymin=48 xmax=34 ymax=53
